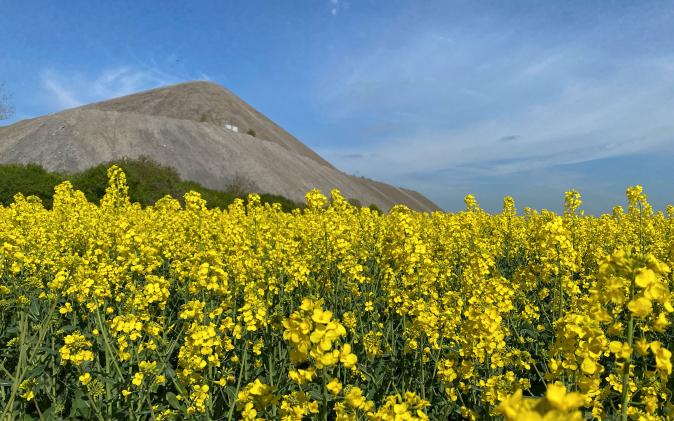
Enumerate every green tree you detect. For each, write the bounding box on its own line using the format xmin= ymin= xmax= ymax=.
xmin=0 ymin=157 xmax=302 ymax=211
xmin=0 ymin=164 xmax=63 ymax=207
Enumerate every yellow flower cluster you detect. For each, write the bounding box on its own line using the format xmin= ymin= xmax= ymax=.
xmin=369 ymin=392 xmax=430 ymax=420
xmin=282 ymin=298 xmax=356 ymax=370
xmin=236 ymin=379 xmax=277 ymax=419
xmin=188 ymin=384 xmax=210 ymax=414
xmin=498 ymin=383 xmax=585 ymax=421
xmin=0 ymin=166 xmax=672 ymax=419
xmin=59 ymin=332 xmax=94 ymax=366
xmin=178 ymin=322 xmax=223 ymax=382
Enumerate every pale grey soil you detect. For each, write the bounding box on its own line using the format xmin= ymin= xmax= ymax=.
xmin=0 ymin=81 xmax=440 ymax=212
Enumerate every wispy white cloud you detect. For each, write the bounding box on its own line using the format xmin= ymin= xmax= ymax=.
xmin=40 ymin=66 xmax=181 ymax=110
xmin=317 ymin=29 xmax=674 ymax=185
xmin=41 ymin=70 xmax=83 ymax=109
xmin=329 ymin=0 xmax=348 ymax=16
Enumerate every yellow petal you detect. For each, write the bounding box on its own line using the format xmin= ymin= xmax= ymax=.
xmin=628 ymin=297 xmax=653 ymax=318
xmin=580 ymin=357 xmax=597 ymax=375
xmin=635 ymin=269 xmax=656 ymax=288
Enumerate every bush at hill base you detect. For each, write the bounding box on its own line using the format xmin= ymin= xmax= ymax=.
xmin=0 ymin=166 xmax=673 ymax=420
xmin=0 ymin=157 xmax=300 ymax=212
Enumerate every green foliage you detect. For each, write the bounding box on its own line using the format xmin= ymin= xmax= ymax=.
xmin=347 ymin=198 xmax=362 ymax=208
xmin=0 ymin=157 xmax=301 ymax=211
xmin=246 ymin=128 xmax=256 ymax=137
xmin=0 ymin=163 xmax=65 ymax=208
xmin=259 ymin=193 xmax=303 ymax=213
xmin=177 ymin=180 xmax=238 ymax=209
xmin=368 ymin=203 xmax=382 ymax=214
xmin=70 ymin=156 xmax=183 ymax=206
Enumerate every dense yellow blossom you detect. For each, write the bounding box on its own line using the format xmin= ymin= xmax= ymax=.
xmin=59 ymin=332 xmax=94 ymax=366
xmin=498 ymin=384 xmax=585 ymax=421
xmin=0 ymin=166 xmax=672 ymax=419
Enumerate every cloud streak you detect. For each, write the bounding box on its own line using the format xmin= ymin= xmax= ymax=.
xmin=329 ymin=0 xmax=348 ymax=16
xmin=40 ymin=66 xmax=181 ymax=110
xmin=41 ymin=71 xmax=83 ymax=109
xmin=318 ymin=29 xmax=674 ymax=186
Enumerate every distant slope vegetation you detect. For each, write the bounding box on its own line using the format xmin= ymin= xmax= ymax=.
xmin=0 ymin=157 xmax=301 ymax=211
xmin=0 ymin=81 xmax=440 ymax=212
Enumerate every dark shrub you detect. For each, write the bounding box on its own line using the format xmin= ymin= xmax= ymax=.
xmin=0 ymin=163 xmax=64 ymax=207
xmin=0 ymin=157 xmax=301 ymax=212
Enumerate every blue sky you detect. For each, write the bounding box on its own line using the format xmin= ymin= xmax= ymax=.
xmin=2 ymin=1 xmax=674 ymax=213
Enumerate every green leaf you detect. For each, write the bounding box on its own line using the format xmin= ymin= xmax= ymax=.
xmin=166 ymin=392 xmax=183 ymax=410
xmin=69 ymin=392 xmax=92 ymax=418
xmin=26 ymin=363 xmax=46 ymax=377
xmin=223 ymin=385 xmax=238 ymax=403
xmin=40 ymin=406 xmax=55 ymax=419
xmin=36 ymin=346 xmax=59 ymax=356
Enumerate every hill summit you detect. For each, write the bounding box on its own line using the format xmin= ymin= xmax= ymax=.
xmin=0 ymin=81 xmax=439 ymax=211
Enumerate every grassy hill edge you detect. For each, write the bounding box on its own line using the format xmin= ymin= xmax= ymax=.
xmin=0 ymin=157 xmax=303 ymax=212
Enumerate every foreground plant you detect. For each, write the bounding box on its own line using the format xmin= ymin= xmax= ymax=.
xmin=0 ymin=166 xmax=672 ymax=419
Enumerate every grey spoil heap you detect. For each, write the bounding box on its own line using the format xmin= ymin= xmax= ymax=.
xmin=0 ymin=81 xmax=439 ymax=212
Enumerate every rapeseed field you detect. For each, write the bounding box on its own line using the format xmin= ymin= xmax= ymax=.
xmin=0 ymin=166 xmax=672 ymax=420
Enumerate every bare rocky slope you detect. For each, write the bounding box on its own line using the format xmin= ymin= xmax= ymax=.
xmin=0 ymin=81 xmax=440 ymax=211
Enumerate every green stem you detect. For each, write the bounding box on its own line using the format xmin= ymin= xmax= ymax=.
xmin=322 ymin=370 xmax=329 ymax=421
xmin=620 ymin=269 xmax=637 ymax=421
xmin=94 ymin=307 xmax=125 ymax=379
xmin=227 ymin=346 xmax=247 ymax=421
xmin=620 ymin=314 xmax=634 ymax=421
xmin=1 ymin=311 xmax=28 ymax=418
xmin=83 ymin=383 xmax=106 ymax=421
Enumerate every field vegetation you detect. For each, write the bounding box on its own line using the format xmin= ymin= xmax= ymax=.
xmin=0 ymin=166 xmax=672 ymax=420
xmin=0 ymin=157 xmax=300 ymax=212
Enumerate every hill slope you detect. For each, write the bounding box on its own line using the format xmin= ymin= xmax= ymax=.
xmin=0 ymin=81 xmax=440 ymax=211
